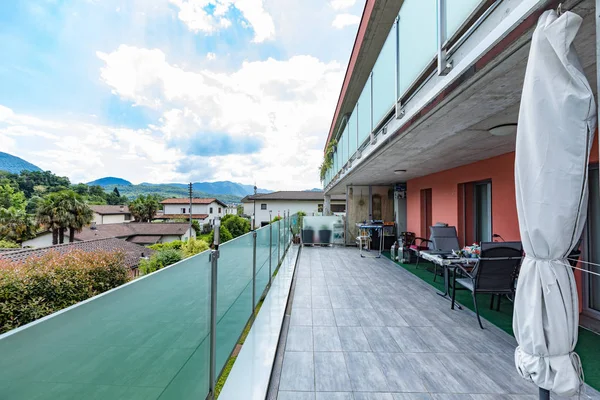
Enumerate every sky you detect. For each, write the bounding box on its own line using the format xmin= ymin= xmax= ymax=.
xmin=0 ymin=0 xmax=364 ymax=190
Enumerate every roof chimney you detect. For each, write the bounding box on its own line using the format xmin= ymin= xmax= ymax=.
xmin=120 ymin=205 xmax=124 ymax=211
xmin=91 ymin=222 xmax=97 ymax=230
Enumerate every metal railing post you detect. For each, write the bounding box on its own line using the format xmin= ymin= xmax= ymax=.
xmin=269 ymin=210 xmax=272 ymax=287
xmin=252 ymin=229 xmax=257 ymax=315
xmin=277 ymin=213 xmax=281 ymax=263
xmin=208 ymin=218 xmax=220 ymax=400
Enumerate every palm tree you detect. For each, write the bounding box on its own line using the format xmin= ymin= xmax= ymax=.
xmin=61 ymin=192 xmax=93 ymax=243
xmin=36 ymin=195 xmax=66 ymax=245
xmin=0 ymin=207 xmax=36 ymax=244
xmin=128 ymin=195 xmax=159 ymax=222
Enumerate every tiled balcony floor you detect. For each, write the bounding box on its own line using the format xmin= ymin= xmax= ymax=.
xmin=270 ymin=246 xmax=600 ymax=400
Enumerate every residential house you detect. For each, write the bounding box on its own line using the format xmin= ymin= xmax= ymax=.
xmin=0 ymin=237 xmax=154 ymax=277
xmin=321 ymin=0 xmax=599 ymax=326
xmin=224 ymin=204 xmax=238 ymax=215
xmin=22 ymin=223 xmax=195 ymax=248
xmin=241 ymin=191 xmax=346 ymax=227
xmin=156 ymin=198 xmax=227 ymax=227
xmin=90 ymin=205 xmax=132 ymax=225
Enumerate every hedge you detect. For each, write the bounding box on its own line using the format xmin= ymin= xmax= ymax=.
xmin=0 ymin=250 xmax=129 ymax=334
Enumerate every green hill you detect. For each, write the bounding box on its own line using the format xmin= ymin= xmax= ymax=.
xmin=87 ymin=177 xmax=132 ymax=186
xmin=0 ymin=152 xmax=42 ymax=174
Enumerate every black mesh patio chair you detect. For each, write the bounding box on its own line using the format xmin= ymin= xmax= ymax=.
xmin=451 ymin=241 xmax=523 ymax=329
xmin=415 ymin=226 xmax=460 ymax=281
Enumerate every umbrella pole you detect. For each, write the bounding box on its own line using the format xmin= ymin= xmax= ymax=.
xmin=539 ymin=388 xmax=550 ymax=400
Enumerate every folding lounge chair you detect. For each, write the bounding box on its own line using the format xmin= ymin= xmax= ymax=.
xmin=415 ymin=226 xmax=460 ymax=281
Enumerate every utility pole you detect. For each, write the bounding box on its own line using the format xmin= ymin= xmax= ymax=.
xmin=188 ymin=182 xmax=193 ymax=236
xmin=252 ymin=184 xmax=257 ymax=230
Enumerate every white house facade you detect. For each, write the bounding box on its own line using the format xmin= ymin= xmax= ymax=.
xmin=157 ymin=198 xmax=227 ymax=226
xmin=241 ymin=191 xmax=346 ymax=227
xmin=90 ymin=205 xmax=132 ymax=225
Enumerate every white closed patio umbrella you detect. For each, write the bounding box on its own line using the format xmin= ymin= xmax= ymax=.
xmin=513 ymin=9 xmax=596 ymax=397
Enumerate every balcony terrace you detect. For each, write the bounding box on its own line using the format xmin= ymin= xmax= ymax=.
xmin=269 ymin=246 xmax=600 ymax=400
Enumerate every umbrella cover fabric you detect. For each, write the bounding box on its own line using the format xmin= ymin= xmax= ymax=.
xmin=513 ymin=9 xmax=596 ymax=397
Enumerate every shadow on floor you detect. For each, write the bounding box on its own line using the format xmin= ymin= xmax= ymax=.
xmin=382 ymin=251 xmax=600 ymax=392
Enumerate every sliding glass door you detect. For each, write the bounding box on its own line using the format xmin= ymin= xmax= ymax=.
xmin=474 ymin=181 xmax=492 ymax=243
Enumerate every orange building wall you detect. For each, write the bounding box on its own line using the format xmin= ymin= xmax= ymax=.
xmin=407 ymin=136 xmax=599 ymax=314
xmin=407 ymin=152 xmax=519 ymax=242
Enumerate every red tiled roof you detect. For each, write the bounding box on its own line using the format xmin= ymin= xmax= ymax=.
xmin=75 ymin=223 xmax=191 ymax=241
xmin=90 ymin=205 xmax=130 ymax=215
xmin=161 ymin=198 xmax=216 ymax=204
xmin=128 ymin=236 xmax=161 ymax=245
xmin=0 ymin=238 xmax=154 ymax=269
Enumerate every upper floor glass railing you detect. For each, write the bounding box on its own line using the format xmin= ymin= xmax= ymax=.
xmin=324 ymin=0 xmax=488 ymax=188
xmin=0 ymin=214 xmax=297 ymax=399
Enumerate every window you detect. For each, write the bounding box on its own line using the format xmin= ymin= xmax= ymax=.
xmin=181 ymin=207 xmax=186 ymax=214
xmin=331 ymin=204 xmax=345 ymax=213
xmin=210 ymin=207 xmax=213 ymax=213
xmin=420 ymin=189 xmax=432 ymax=238
xmin=218 ymin=207 xmax=222 ymax=214
xmin=474 ymin=181 xmax=492 ymax=243
xmin=261 ymin=203 xmax=267 ymax=210
xmin=124 ymin=213 xmax=131 ymax=221
xmin=318 ymin=204 xmax=323 ymax=213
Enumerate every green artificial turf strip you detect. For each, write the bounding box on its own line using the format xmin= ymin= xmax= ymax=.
xmin=382 ymin=251 xmax=600 ymax=391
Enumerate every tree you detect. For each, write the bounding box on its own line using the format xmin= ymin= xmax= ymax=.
xmin=113 ymin=187 xmax=120 ymax=197
xmin=16 ymin=171 xmax=70 ymax=198
xmin=88 ymin=185 xmax=105 ymax=197
xmin=36 ymin=194 xmax=69 ymax=245
xmin=0 ymin=207 xmax=36 ymax=244
xmin=59 ymin=191 xmax=93 ymax=243
xmin=36 ymin=190 xmax=93 ymax=244
xmin=72 ymin=183 xmax=89 ymax=196
xmin=222 ymin=215 xmax=250 ymax=238
xmin=0 ymin=183 xmax=26 ymax=210
xmin=128 ymin=195 xmax=160 ymax=222
xmin=207 ymin=225 xmax=233 ymax=245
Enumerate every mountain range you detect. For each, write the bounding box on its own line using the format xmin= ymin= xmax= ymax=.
xmin=0 ymin=152 xmax=42 ymax=174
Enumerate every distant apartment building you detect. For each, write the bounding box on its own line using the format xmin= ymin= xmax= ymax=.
xmin=90 ymin=205 xmax=132 ymax=225
xmin=224 ymin=204 xmax=238 ymax=215
xmin=241 ymin=191 xmax=346 ymax=227
xmin=156 ymin=198 xmax=227 ymax=227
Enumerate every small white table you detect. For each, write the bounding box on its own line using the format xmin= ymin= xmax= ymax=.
xmin=356 ymin=224 xmax=384 ymax=258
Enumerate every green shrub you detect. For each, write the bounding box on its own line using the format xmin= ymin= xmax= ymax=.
xmin=207 ymin=225 xmax=233 ymax=245
xmin=222 ymin=215 xmax=250 ymax=238
xmin=147 ymin=240 xmax=183 ymax=251
xmin=181 ymin=238 xmax=209 ymax=258
xmin=0 ymin=239 xmax=19 ymax=248
xmin=0 ymin=250 xmax=129 ymax=334
xmin=139 ymin=248 xmax=183 ymax=275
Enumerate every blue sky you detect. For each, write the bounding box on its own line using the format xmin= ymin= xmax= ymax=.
xmin=0 ymin=0 xmax=363 ymax=189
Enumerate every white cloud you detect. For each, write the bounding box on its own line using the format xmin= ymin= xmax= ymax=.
xmin=92 ymin=45 xmax=344 ymax=189
xmin=206 ymin=52 xmax=216 ymax=60
xmin=329 ymin=0 xmax=356 ymax=11
xmin=169 ymin=0 xmax=275 ymax=42
xmin=332 ymin=13 xmax=360 ymax=29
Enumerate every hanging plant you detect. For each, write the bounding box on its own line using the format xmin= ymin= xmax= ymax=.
xmin=319 ymin=138 xmax=338 ymax=182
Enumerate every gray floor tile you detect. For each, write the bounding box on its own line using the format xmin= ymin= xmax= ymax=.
xmin=294 ymin=295 xmax=312 ymax=308
xmin=315 ymin=393 xmax=353 ymax=400
xmin=333 ymin=308 xmax=360 ymax=326
xmin=338 ymin=327 xmax=371 ymax=351
xmin=314 ymin=352 xmax=352 ymax=391
xmin=431 ymin=395 xmax=473 ymax=400
xmin=412 ymin=326 xmax=461 ymax=352
xmin=355 ymin=308 xmax=385 ymax=327
xmin=436 ymin=352 xmax=505 ymax=394
xmin=362 ymin=326 xmax=401 ymax=352
xmin=375 ymin=308 xmax=410 ymax=327
xmin=286 ymin=326 xmax=313 ymax=352
xmin=344 ymin=352 xmax=388 ymax=392
xmin=387 ymin=326 xmax=430 ymax=352
xmin=393 ymin=395 xmax=432 ymax=400
xmin=354 ymin=394 xmax=395 ymax=400
xmin=374 ymin=352 xmax=427 ymax=392
xmin=279 ymin=352 xmax=315 ymax=392
xmin=278 ymin=392 xmax=316 ymax=400
xmin=312 ymin=295 xmax=332 ymax=309
xmin=404 ymin=353 xmax=465 ymax=393
xmin=291 ymin=307 xmax=313 ymax=326
xmin=313 ymin=308 xmax=336 ymax=326
xmin=313 ymin=327 xmax=342 ymax=351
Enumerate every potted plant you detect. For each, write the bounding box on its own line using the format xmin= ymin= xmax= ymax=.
xmin=302 ymin=224 xmax=314 ymax=245
xmin=318 ymin=224 xmax=332 ymax=245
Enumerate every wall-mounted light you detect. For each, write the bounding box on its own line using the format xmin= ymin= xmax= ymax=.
xmin=489 ymin=124 xmax=517 ymax=137
xmin=394 ymin=169 xmax=407 ymax=175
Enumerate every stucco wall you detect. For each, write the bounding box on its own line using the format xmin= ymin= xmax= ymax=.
xmin=22 ymin=232 xmax=54 ymax=248
xmin=243 ymin=200 xmax=336 ymax=226
xmin=407 ymin=152 xmax=519 ymax=243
